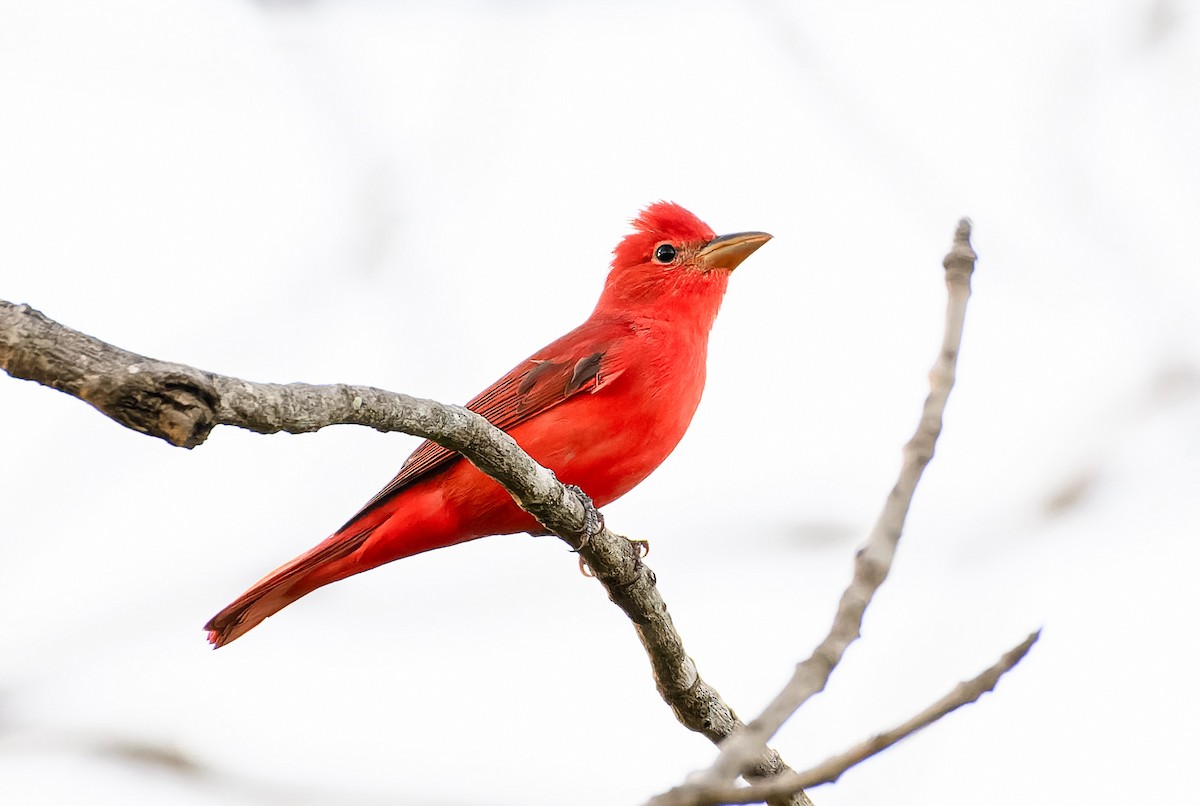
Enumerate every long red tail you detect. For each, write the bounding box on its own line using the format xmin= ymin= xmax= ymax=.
xmin=204 ymin=525 xmax=379 ymax=648
xmin=205 ymin=448 xmax=523 ymax=647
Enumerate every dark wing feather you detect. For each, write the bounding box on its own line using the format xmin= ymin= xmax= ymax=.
xmin=339 ymin=326 xmax=626 ymax=529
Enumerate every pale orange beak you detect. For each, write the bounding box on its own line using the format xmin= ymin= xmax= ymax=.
xmin=696 ymin=231 xmax=773 ymax=271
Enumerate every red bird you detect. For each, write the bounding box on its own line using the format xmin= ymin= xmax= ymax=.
xmin=206 ymin=202 xmax=770 ymax=646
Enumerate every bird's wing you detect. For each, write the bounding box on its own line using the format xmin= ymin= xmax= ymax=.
xmin=340 ymin=321 xmax=630 ymax=527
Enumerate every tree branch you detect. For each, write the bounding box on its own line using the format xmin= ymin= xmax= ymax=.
xmin=0 ymin=298 xmax=807 ymax=805
xmin=1 ymin=219 xmax=991 ymax=806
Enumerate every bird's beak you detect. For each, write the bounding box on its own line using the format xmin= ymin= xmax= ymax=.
xmin=696 ymin=231 xmax=773 ymax=271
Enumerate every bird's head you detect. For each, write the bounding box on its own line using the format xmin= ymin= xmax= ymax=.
xmin=599 ymin=202 xmax=771 ymax=318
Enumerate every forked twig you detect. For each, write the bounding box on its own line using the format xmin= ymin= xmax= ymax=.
xmin=659 ymin=630 xmax=1039 ymax=806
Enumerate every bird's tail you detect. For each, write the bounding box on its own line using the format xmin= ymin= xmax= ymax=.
xmin=204 ymin=525 xmax=379 ymax=648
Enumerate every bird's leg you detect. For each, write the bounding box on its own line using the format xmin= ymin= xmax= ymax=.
xmin=565 ymin=484 xmax=605 ymax=577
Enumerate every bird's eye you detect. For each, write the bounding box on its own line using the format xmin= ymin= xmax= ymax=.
xmin=654 ymin=243 xmax=677 ymax=264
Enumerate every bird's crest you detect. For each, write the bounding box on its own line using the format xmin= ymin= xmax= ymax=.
xmin=612 ymin=202 xmax=716 ymax=268
xmin=631 ymin=201 xmax=716 ymax=242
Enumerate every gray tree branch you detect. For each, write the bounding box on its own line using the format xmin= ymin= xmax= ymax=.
xmin=0 ymin=297 xmax=807 ymax=805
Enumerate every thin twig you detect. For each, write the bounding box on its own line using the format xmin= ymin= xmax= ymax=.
xmin=652 ymin=219 xmax=979 ymax=803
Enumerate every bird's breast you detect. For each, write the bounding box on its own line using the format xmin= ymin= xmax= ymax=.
xmin=509 ymin=326 xmax=708 ymax=507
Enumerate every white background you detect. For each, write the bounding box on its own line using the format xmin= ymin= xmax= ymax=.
xmin=1 ymin=1 xmax=1196 ymax=804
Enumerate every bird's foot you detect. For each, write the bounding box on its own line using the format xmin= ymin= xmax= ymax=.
xmin=565 ymin=484 xmax=605 ymax=548
xmin=565 ymin=484 xmax=603 ymax=578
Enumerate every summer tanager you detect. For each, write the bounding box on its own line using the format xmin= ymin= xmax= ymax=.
xmin=206 ymin=202 xmax=770 ymax=646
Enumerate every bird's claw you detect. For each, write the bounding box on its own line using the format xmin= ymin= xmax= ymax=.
xmin=565 ymin=484 xmax=604 ymax=549
xmin=579 ymin=556 xmax=595 ymax=577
